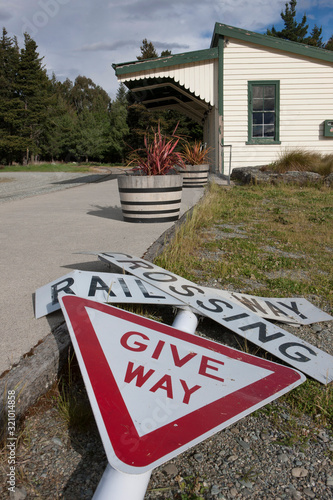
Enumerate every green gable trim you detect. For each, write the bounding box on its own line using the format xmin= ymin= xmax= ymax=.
xmin=218 ymin=37 xmax=224 ymax=117
xmin=212 ymin=23 xmax=333 ymax=64
xmin=113 ymin=48 xmax=218 ymax=76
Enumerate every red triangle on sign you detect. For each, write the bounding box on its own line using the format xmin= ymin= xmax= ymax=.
xmin=59 ymin=295 xmax=305 ymax=474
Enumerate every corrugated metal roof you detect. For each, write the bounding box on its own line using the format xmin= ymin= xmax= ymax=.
xmin=117 ymin=59 xmax=216 ymax=106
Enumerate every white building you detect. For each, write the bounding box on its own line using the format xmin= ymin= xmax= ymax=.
xmin=113 ymin=23 xmax=333 ymax=175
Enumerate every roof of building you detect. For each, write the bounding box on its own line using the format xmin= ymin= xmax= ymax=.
xmin=112 ymin=23 xmax=333 ymax=121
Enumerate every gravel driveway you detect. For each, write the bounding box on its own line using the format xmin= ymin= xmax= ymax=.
xmin=0 ymin=171 xmax=117 ymax=204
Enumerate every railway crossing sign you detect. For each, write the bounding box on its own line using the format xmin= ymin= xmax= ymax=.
xmin=59 ymin=295 xmax=305 ymax=474
xmin=97 ymin=252 xmax=333 ymax=385
xmin=35 ymin=271 xmax=183 ymax=318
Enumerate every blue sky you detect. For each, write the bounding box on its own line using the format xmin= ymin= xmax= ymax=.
xmin=1 ymin=0 xmax=332 ymax=99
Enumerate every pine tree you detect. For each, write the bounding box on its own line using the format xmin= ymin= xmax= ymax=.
xmin=68 ymin=76 xmax=111 ymax=162
xmin=137 ymin=39 xmax=158 ymax=60
xmin=325 ymin=35 xmax=333 ymax=51
xmin=0 ymin=28 xmax=25 ymax=164
xmin=267 ymin=0 xmax=308 ymax=43
xmin=107 ymin=83 xmax=129 ymax=162
xmin=15 ymin=33 xmax=55 ymax=163
xmin=305 ymin=25 xmax=324 ymax=48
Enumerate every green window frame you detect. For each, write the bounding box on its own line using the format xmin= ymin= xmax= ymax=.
xmin=247 ymin=81 xmax=280 ymax=144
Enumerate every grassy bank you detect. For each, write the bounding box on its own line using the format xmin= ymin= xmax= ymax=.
xmin=156 ymin=182 xmax=333 ymax=309
xmin=155 ymin=182 xmax=333 ymax=429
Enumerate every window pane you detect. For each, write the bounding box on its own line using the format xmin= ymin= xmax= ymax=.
xmin=264 ymin=98 xmax=275 ymax=111
xmin=264 ymin=86 xmax=275 ymax=98
xmin=253 ymin=125 xmax=263 ymax=137
xmin=264 ymin=112 xmax=275 ymax=125
xmin=253 ymin=112 xmax=263 ymax=125
xmin=253 ymin=86 xmax=263 ymax=99
xmin=264 ymin=125 xmax=275 ymax=137
xmin=253 ymin=98 xmax=263 ymax=111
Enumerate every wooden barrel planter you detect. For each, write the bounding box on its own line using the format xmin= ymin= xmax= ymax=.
xmin=182 ymin=164 xmax=210 ymax=188
xmin=117 ymin=174 xmax=183 ymax=223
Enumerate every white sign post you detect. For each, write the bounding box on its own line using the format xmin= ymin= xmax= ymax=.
xmin=59 ymin=295 xmax=305 ymax=499
xmin=97 ymin=252 xmax=333 ymax=385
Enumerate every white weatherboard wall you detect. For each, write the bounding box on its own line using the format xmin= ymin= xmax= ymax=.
xmin=223 ymin=39 xmax=333 ymax=171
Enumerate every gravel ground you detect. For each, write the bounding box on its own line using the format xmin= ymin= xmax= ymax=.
xmin=0 ymin=170 xmax=119 ymax=204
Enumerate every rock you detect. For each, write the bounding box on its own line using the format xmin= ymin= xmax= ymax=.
xmin=240 ymin=479 xmax=253 ymax=488
xmin=162 ymin=463 xmax=178 ymax=476
xmin=230 ymin=167 xmax=325 ymax=186
xmin=324 ymin=172 xmax=333 ymax=187
xmin=303 ymin=488 xmax=316 ymax=498
xmin=277 ymin=453 xmax=289 ymax=463
xmin=52 ymin=437 xmax=63 ymax=447
xmin=229 ymin=487 xmax=238 ymax=497
xmin=194 ymin=453 xmax=204 ymax=463
xmin=238 ymin=439 xmax=251 ymax=450
xmin=317 ymin=430 xmax=329 ymax=442
xmin=9 ymin=488 xmax=27 ymax=500
xmin=211 ymin=484 xmax=220 ymax=495
xmin=292 ymin=467 xmax=308 ymax=478
xmin=327 ymin=475 xmax=333 ymax=486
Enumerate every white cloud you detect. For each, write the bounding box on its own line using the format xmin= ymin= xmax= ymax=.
xmin=2 ymin=0 xmax=332 ymax=99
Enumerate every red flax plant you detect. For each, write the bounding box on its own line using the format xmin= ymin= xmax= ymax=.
xmin=182 ymin=140 xmax=211 ymax=165
xmin=128 ymin=122 xmax=186 ymax=175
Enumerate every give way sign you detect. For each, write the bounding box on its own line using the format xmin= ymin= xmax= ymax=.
xmin=59 ymin=295 xmax=305 ymax=474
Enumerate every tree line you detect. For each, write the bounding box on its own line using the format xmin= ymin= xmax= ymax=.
xmin=0 ymin=29 xmax=201 ymax=165
xmin=0 ymin=0 xmax=332 ymax=165
xmin=267 ymin=0 xmax=333 ymax=49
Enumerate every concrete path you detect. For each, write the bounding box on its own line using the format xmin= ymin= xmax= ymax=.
xmin=0 ymin=171 xmax=204 ymax=376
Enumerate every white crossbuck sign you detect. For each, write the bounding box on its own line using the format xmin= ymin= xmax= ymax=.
xmin=35 ymin=252 xmax=333 ymax=384
xmin=96 ymin=252 xmax=333 ymax=385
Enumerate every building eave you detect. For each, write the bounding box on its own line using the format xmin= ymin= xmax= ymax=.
xmin=211 ymin=23 xmax=333 ymax=64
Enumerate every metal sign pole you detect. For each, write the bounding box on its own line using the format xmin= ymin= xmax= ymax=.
xmin=92 ymin=307 xmax=199 ymax=500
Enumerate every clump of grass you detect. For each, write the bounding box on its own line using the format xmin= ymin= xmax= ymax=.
xmin=268 ymin=149 xmax=333 ymax=175
xmin=283 ymin=379 xmax=333 ymax=429
xmin=54 ymin=353 xmax=94 ymax=430
xmin=319 ymin=153 xmax=333 ymax=176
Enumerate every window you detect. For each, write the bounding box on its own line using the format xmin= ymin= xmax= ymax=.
xmin=247 ymin=81 xmax=280 ymax=144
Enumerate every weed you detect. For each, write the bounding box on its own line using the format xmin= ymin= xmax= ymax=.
xmin=176 ymin=475 xmax=208 ymax=499
xmin=283 ymin=379 xmax=333 ymax=430
xmin=54 ymin=353 xmax=94 ymax=430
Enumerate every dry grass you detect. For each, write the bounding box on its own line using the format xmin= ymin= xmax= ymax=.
xmin=268 ymin=149 xmax=333 ymax=175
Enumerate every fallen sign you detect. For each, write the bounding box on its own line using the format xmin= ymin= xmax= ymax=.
xmin=205 ymin=288 xmax=333 ymax=326
xmin=97 ymin=252 xmax=333 ymax=385
xmin=38 ymin=255 xmax=332 ymax=325
xmin=36 ymin=269 xmax=297 ymax=325
xmin=35 ymin=271 xmax=184 ymax=318
xmin=59 ymin=295 xmax=305 ymax=474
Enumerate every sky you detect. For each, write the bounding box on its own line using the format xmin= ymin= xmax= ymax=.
xmin=1 ymin=0 xmax=332 ymax=100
